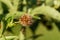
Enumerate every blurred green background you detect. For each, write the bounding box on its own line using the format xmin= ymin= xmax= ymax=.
xmin=0 ymin=0 xmax=60 ymax=40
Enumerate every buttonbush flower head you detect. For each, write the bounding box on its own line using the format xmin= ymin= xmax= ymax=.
xmin=19 ymin=14 xmax=33 ymax=26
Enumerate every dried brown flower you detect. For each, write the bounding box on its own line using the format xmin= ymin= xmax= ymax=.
xmin=19 ymin=14 xmax=33 ymax=26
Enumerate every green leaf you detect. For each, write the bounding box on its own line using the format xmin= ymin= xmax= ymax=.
xmin=0 ymin=20 xmax=7 ymax=37
xmin=45 ymin=0 xmax=54 ymax=6
xmin=5 ymin=12 xmax=25 ymax=20
xmin=0 ymin=2 xmax=3 ymax=14
xmin=0 ymin=21 xmax=4 ymax=37
xmin=19 ymin=31 xmax=25 ymax=40
xmin=53 ymin=0 xmax=60 ymax=8
xmin=25 ymin=27 xmax=33 ymax=40
xmin=0 ymin=0 xmax=13 ymax=9
xmin=12 ymin=0 xmax=19 ymax=10
xmin=35 ymin=23 xmax=60 ymax=40
xmin=31 ymin=5 xmax=60 ymax=21
xmin=6 ymin=16 xmax=14 ymax=27
xmin=0 ymin=36 xmax=18 ymax=40
xmin=11 ymin=24 xmax=22 ymax=36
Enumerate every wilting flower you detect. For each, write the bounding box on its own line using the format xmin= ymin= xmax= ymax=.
xmin=19 ymin=14 xmax=33 ymax=26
